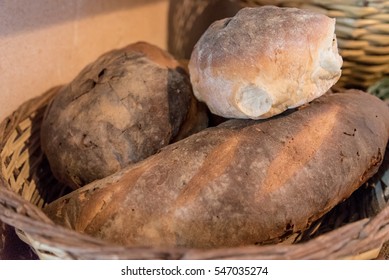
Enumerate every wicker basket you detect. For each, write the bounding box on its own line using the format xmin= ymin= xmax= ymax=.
xmin=0 ymin=86 xmax=389 ymax=260
xmin=169 ymin=0 xmax=389 ymax=90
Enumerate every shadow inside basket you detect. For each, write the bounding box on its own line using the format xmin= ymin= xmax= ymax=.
xmin=29 ymin=113 xmax=72 ymax=206
xmin=0 ymin=87 xmax=72 ymax=209
xmin=0 ymin=86 xmax=388 ymax=259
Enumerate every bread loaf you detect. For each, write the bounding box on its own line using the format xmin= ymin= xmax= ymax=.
xmin=189 ymin=6 xmax=343 ymax=119
xmin=41 ymin=42 xmax=208 ymax=189
xmin=44 ymin=90 xmax=389 ymax=249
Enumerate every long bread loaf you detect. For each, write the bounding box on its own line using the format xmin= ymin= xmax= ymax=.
xmin=44 ymin=90 xmax=389 ymax=249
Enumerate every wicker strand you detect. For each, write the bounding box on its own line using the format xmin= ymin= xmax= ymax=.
xmin=1 ymin=180 xmax=389 ymax=260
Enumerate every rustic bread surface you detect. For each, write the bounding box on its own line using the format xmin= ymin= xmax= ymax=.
xmin=41 ymin=42 xmax=208 ymax=189
xmin=44 ymin=90 xmax=389 ymax=249
xmin=189 ymin=6 xmax=343 ymax=119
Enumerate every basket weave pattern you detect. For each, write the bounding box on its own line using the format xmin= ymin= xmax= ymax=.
xmin=0 ymin=87 xmax=389 ymax=259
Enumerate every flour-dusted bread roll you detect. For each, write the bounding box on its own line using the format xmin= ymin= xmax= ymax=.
xmin=44 ymin=90 xmax=389 ymax=249
xmin=41 ymin=42 xmax=208 ymax=189
xmin=189 ymin=6 xmax=343 ymax=119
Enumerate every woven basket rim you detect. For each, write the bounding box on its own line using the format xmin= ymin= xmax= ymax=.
xmin=1 ymin=183 xmax=389 ymax=260
xmin=0 ymin=87 xmax=389 ymax=260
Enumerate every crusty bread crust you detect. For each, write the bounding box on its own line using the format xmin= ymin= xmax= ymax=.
xmin=189 ymin=6 xmax=343 ymax=119
xmin=41 ymin=42 xmax=207 ymax=189
xmin=44 ymin=90 xmax=389 ymax=249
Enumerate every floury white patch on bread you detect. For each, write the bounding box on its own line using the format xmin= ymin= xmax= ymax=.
xmin=189 ymin=6 xmax=343 ymax=119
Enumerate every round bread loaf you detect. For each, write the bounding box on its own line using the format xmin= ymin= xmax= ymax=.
xmin=189 ymin=6 xmax=343 ymax=119
xmin=41 ymin=42 xmax=208 ymax=189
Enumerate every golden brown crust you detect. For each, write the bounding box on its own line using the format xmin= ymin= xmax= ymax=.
xmin=44 ymin=90 xmax=389 ymax=249
xmin=124 ymin=42 xmax=181 ymax=69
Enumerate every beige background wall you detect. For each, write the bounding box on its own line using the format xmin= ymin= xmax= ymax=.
xmin=0 ymin=0 xmax=169 ymax=121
